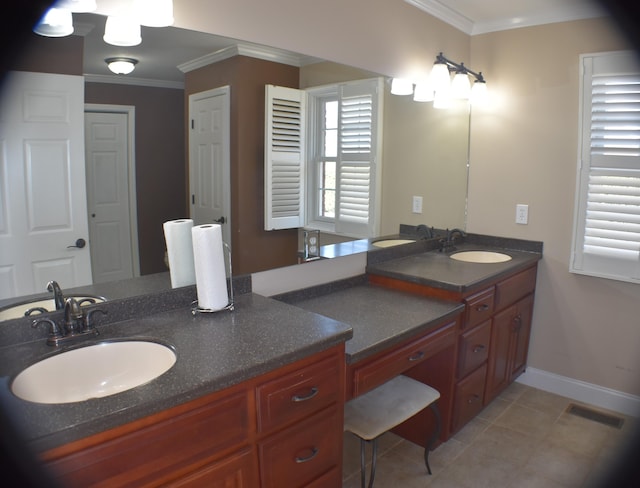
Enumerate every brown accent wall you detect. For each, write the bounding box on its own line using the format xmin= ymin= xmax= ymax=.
xmin=9 ymin=33 xmax=83 ymax=76
xmin=85 ymin=83 xmax=186 ymax=276
xmin=185 ymin=56 xmax=299 ymax=275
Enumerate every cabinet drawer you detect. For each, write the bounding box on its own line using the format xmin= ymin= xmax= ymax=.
xmin=452 ymin=364 xmax=487 ymax=433
xmin=457 ymin=319 xmax=491 ymax=379
xmin=495 ymin=266 xmax=537 ymax=310
xmin=256 ymin=354 xmax=341 ymax=433
xmin=351 ymin=320 xmax=457 ymax=398
xmin=259 ymin=407 xmax=341 ymax=488
xmin=464 ymin=287 xmax=495 ymax=330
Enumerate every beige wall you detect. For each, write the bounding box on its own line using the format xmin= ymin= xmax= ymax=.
xmin=157 ymin=1 xmax=639 ymax=397
xmin=469 ymin=18 xmax=640 ymax=396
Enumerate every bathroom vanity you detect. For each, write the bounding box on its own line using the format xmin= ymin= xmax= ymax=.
xmin=0 ymin=234 xmax=541 ymax=487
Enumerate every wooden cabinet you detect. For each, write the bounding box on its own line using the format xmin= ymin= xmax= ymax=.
xmin=41 ymin=345 xmax=345 ymax=488
xmin=369 ymin=263 xmax=538 ymax=436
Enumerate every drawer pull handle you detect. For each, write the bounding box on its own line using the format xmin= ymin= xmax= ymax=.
xmin=467 ymin=394 xmax=481 ymax=404
xmin=291 ymin=387 xmax=319 ymax=403
xmin=513 ymin=314 xmax=522 ymax=331
xmin=476 ymin=304 xmax=490 ymax=312
xmin=295 ymin=447 xmax=319 ymax=463
xmin=472 ymin=344 xmax=486 ymax=353
xmin=408 ymin=351 xmax=425 ymax=362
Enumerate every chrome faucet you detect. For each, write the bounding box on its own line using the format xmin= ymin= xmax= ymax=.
xmin=32 ymin=297 xmax=106 ymax=346
xmin=47 ymin=280 xmax=65 ymax=310
xmin=440 ymin=228 xmax=466 ymax=252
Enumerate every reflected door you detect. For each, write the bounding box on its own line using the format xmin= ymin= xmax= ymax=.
xmin=85 ymin=110 xmax=136 ymax=283
xmin=189 ymin=86 xmax=231 ymax=250
xmin=0 ymin=72 xmax=92 ymax=299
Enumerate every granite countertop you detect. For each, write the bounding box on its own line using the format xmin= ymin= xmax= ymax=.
xmin=277 ymin=281 xmax=465 ymax=364
xmin=0 ymin=293 xmax=352 ymax=452
xmin=366 ymin=242 xmax=542 ymax=293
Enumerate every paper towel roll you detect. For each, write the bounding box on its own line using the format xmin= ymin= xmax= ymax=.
xmin=163 ymin=219 xmax=196 ymax=288
xmin=192 ymin=224 xmax=229 ymax=311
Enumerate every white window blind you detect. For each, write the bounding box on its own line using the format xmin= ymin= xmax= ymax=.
xmin=335 ymin=80 xmax=381 ymax=237
xmin=264 ymin=84 xmax=305 ymax=230
xmin=571 ymin=51 xmax=640 ymax=283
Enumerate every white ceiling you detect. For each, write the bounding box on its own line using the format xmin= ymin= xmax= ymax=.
xmin=71 ymin=0 xmax=608 ymax=86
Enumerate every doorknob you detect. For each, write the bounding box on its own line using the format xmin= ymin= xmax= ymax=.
xmin=67 ymin=238 xmax=86 ymax=249
xmin=214 ymin=216 xmax=226 ymax=224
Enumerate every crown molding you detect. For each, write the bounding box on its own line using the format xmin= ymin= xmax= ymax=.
xmin=405 ymin=0 xmax=606 ymax=36
xmin=178 ymin=42 xmax=321 ymax=73
xmin=84 ymin=74 xmax=184 ymax=89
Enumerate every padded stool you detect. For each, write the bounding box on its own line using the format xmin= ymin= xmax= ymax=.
xmin=344 ymin=375 xmax=441 ymax=488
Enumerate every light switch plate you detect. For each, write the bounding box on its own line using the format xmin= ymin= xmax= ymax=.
xmin=516 ymin=204 xmax=529 ymax=224
xmin=412 ymin=196 xmax=423 ymax=214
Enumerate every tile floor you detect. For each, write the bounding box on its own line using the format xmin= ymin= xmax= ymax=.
xmin=342 ymin=382 xmax=638 ymax=488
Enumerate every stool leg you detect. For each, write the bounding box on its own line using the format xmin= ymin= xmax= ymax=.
xmin=357 ymin=437 xmax=379 ymax=488
xmin=424 ymin=402 xmax=442 ymax=475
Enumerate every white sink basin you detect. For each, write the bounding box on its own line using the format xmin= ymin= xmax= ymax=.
xmin=0 ymin=295 xmax=106 ymax=321
xmin=450 ymin=250 xmax=512 ymax=263
xmin=372 ymin=239 xmax=416 ymax=248
xmin=11 ymin=341 xmax=176 ymax=404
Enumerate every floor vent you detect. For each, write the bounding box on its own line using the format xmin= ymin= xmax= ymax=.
xmin=566 ymin=404 xmax=624 ymax=429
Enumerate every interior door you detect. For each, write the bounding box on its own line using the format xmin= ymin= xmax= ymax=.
xmin=85 ymin=109 xmax=137 ymax=283
xmin=0 ymin=71 xmax=92 ymax=299
xmin=189 ymin=86 xmax=231 ymax=249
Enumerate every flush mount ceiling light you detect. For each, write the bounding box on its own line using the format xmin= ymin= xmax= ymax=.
xmin=33 ymin=7 xmax=74 ymax=37
xmin=134 ymin=0 xmax=174 ymax=27
xmin=391 ymin=52 xmax=488 ymax=107
xmin=106 ymin=57 xmax=138 ymax=75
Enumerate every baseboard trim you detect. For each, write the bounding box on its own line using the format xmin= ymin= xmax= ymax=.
xmin=515 ymin=367 xmax=640 ymax=417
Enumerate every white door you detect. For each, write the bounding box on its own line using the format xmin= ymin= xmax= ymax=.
xmin=189 ymin=86 xmax=231 ymax=249
xmin=85 ymin=109 xmax=138 ymax=283
xmin=0 ymin=71 xmax=92 ymax=299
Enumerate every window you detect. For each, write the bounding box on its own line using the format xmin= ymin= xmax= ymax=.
xmin=570 ymin=51 xmax=640 ymax=284
xmin=265 ymin=78 xmax=383 ymax=238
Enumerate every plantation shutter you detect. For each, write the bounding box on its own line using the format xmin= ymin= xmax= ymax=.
xmin=335 ymin=79 xmax=382 ymax=237
xmin=571 ymin=52 xmax=640 ymax=283
xmin=264 ymin=84 xmax=305 ymax=230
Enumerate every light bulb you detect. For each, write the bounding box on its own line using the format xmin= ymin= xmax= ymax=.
xmin=451 ymin=72 xmax=471 ymax=99
xmin=390 ymin=78 xmax=414 ymax=96
xmin=429 ymin=62 xmax=451 ymax=93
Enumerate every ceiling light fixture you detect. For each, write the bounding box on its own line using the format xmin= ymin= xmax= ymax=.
xmin=106 ymin=57 xmax=138 ymax=75
xmin=33 ymin=7 xmax=74 ymax=37
xmin=391 ymin=52 xmax=488 ymax=107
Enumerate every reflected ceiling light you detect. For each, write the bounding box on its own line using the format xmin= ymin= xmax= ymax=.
xmin=56 ymin=0 xmax=97 ymax=12
xmin=390 ymin=78 xmax=413 ymax=96
xmin=103 ymin=15 xmax=142 ymax=46
xmin=106 ymin=57 xmax=138 ymax=75
xmin=33 ymin=7 xmax=74 ymax=37
xmin=391 ymin=52 xmax=488 ymax=107
xmin=134 ymin=0 xmax=174 ymax=27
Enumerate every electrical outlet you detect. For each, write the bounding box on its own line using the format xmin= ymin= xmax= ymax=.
xmin=516 ymin=204 xmax=529 ymax=224
xmin=412 ymin=196 xmax=423 ymax=214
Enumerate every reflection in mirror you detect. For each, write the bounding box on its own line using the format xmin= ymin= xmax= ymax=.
xmin=0 ymin=12 xmax=469 ymax=319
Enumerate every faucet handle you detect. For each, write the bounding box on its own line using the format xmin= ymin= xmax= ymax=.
xmin=32 ymin=318 xmax=64 ymax=341
xmin=83 ymin=308 xmax=107 ymax=332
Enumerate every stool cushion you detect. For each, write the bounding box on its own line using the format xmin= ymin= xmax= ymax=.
xmin=344 ymin=375 xmax=440 ymax=441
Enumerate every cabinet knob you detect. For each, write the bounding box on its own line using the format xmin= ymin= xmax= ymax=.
xmin=476 ymin=303 xmax=490 ymax=312
xmin=513 ymin=314 xmax=523 ymax=331
xmin=472 ymin=344 xmax=486 ymax=353
xmin=467 ymin=394 xmax=481 ymax=404
xmin=408 ymin=350 xmax=425 ymax=362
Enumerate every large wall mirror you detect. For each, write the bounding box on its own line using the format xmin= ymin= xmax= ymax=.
xmin=0 ymin=11 xmax=469 ymax=318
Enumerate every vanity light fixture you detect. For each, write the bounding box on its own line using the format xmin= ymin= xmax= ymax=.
xmin=391 ymin=52 xmax=488 ymax=107
xmin=33 ymin=7 xmax=74 ymax=37
xmin=104 ymin=15 xmax=142 ymax=46
xmin=106 ymin=57 xmax=138 ymax=75
xmin=134 ymin=0 xmax=174 ymax=27
xmin=56 ymin=0 xmax=97 ymax=12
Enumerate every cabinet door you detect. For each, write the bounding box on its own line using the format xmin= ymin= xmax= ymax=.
xmin=166 ymin=448 xmax=258 ymax=488
xmin=485 ymin=305 xmax=514 ymax=403
xmin=510 ymin=294 xmax=534 ymax=381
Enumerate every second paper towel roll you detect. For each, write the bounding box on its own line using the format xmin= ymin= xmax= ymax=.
xmin=192 ymin=224 xmax=229 ymax=311
xmin=163 ymin=219 xmax=196 ymax=288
